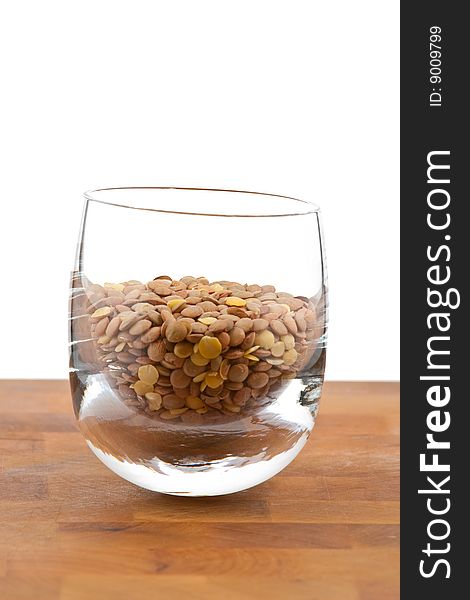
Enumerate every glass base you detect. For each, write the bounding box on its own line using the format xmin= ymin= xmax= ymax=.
xmin=75 ymin=374 xmax=320 ymax=496
xmin=87 ymin=433 xmax=309 ymax=496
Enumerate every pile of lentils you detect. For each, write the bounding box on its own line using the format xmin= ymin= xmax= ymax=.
xmin=86 ymin=275 xmax=318 ymax=423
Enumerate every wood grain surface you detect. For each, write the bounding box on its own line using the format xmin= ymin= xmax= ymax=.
xmin=0 ymin=380 xmax=399 ymax=600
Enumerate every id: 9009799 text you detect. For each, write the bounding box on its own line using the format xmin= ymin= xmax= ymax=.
xmin=429 ymin=26 xmax=443 ymax=107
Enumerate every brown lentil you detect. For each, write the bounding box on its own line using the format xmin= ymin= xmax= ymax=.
xmin=166 ymin=321 xmax=188 ymax=343
xmin=270 ymin=320 xmax=288 ymax=336
xmin=252 ymin=318 xmax=269 ymax=332
xmin=148 ymin=340 xmax=166 ymax=362
xmin=95 ymin=317 xmax=109 ymax=337
xmin=140 ymin=326 xmax=161 ymax=344
xmin=228 ymin=363 xmax=249 ymax=383
xmin=161 ymin=394 xmax=185 ymax=409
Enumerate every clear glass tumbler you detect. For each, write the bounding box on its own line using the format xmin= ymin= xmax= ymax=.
xmin=69 ymin=188 xmax=328 ymax=496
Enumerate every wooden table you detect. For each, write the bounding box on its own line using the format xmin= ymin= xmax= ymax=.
xmin=0 ymin=381 xmax=399 ymax=600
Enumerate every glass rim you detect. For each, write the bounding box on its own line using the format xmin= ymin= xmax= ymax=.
xmin=83 ymin=187 xmax=320 ymax=218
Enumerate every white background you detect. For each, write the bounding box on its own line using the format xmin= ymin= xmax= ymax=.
xmin=0 ymin=0 xmax=399 ymax=380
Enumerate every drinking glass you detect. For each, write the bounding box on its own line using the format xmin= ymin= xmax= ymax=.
xmin=69 ymin=187 xmax=328 ymax=496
